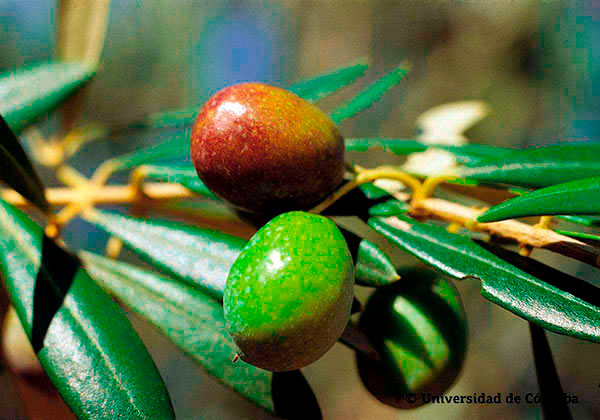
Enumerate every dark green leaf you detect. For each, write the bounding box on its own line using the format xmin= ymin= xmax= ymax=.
xmin=0 ymin=200 xmax=174 ymax=419
xmin=554 ymin=230 xmax=600 ymax=242
xmin=84 ymin=210 xmax=398 ymax=291
xmin=141 ymin=163 xmax=219 ymax=199
xmin=368 ymin=215 xmax=600 ymax=342
xmin=461 ymin=143 xmax=600 ymax=188
xmin=368 ymin=199 xmax=409 ymax=218
xmin=288 ymin=61 xmax=369 ymax=102
xmin=330 ymin=64 xmax=410 ymax=124
xmin=0 ymin=114 xmax=49 ymax=212
xmin=0 ymin=61 xmax=96 ymax=133
xmin=338 ymin=227 xmax=399 ymax=287
xmin=81 ymin=252 xmax=322 ymax=418
xmin=83 ymin=210 xmax=246 ymax=300
xmin=358 ymin=183 xmax=392 ymax=200
xmin=555 ymin=215 xmax=600 ymax=227
xmin=345 ymin=138 xmax=426 ymax=154
xmin=529 ymin=324 xmax=573 ymax=420
xmin=478 ymin=176 xmax=600 ymax=222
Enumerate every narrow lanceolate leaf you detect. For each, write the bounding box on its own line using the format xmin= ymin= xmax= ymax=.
xmin=330 ymin=63 xmax=410 ymax=124
xmin=140 ymin=163 xmax=218 ymax=199
xmin=478 ymin=176 xmax=600 ymax=223
xmin=0 ymin=115 xmax=49 ymax=212
xmin=84 ymin=209 xmax=398 ymax=291
xmin=368 ymin=199 xmax=409 ymax=218
xmin=368 ymin=215 xmax=600 ymax=342
xmin=0 ymin=61 xmax=96 ymax=133
xmin=355 ymin=239 xmax=400 ymax=287
xmin=345 ymin=138 xmax=426 ymax=155
xmin=83 ymin=210 xmax=246 ymax=300
xmin=554 ymin=230 xmax=600 ymax=242
xmin=81 ymin=252 xmax=321 ymax=418
xmin=461 ymin=143 xmax=600 ymax=188
xmin=358 ymin=183 xmax=392 ymax=200
xmin=288 ymin=61 xmax=369 ymax=103
xmin=556 ymin=215 xmax=600 ymax=227
xmin=105 ymin=129 xmax=190 ymax=171
xmin=0 ymin=200 xmax=174 ymax=419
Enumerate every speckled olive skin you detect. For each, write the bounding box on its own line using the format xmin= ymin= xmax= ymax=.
xmin=190 ymin=83 xmax=345 ymax=214
xmin=223 ymin=212 xmax=355 ymax=372
xmin=356 ymin=269 xmax=468 ymax=409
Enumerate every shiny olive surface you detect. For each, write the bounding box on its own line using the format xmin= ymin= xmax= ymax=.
xmin=224 ymin=211 xmax=354 ymax=371
xmin=190 ymin=82 xmax=345 ymax=214
xmin=356 ymin=268 xmax=468 ymax=409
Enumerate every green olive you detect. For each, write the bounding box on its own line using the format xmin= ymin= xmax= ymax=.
xmin=356 ymin=268 xmax=468 ymax=408
xmin=224 ymin=211 xmax=355 ymax=371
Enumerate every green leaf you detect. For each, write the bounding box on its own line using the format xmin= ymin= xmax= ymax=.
xmin=358 ymin=183 xmax=392 ymax=200
xmin=288 ymin=61 xmax=369 ymax=102
xmin=81 ymin=252 xmax=322 ymax=418
xmin=330 ymin=64 xmax=410 ymax=124
xmin=106 ymin=129 xmax=190 ymax=171
xmin=554 ymin=230 xmax=600 ymax=242
xmin=0 ymin=200 xmax=174 ymax=419
xmin=345 ymin=138 xmax=426 ymax=154
xmin=556 ymin=215 xmax=600 ymax=227
xmin=83 ymin=210 xmax=246 ymax=300
xmin=84 ymin=210 xmax=397 ymax=291
xmin=461 ymin=143 xmax=600 ymax=188
xmin=0 ymin=61 xmax=96 ymax=133
xmin=368 ymin=199 xmax=409 ymax=218
xmin=355 ymin=239 xmax=400 ymax=287
xmin=368 ymin=215 xmax=600 ymax=342
xmin=0 ymin=114 xmax=49 ymax=212
xmin=140 ymin=163 xmax=219 ymax=199
xmin=478 ymin=176 xmax=600 ymax=222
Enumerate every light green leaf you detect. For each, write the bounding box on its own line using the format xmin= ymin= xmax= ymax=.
xmin=368 ymin=199 xmax=409 ymax=218
xmin=0 ymin=115 xmax=49 ymax=212
xmin=461 ymin=143 xmax=600 ymax=188
xmin=358 ymin=183 xmax=392 ymax=200
xmin=369 ymin=215 xmax=600 ymax=342
xmin=83 ymin=210 xmax=246 ymax=300
xmin=478 ymin=176 xmax=600 ymax=222
xmin=355 ymin=239 xmax=400 ymax=287
xmin=288 ymin=61 xmax=369 ymax=102
xmin=345 ymin=138 xmax=426 ymax=154
xmin=0 ymin=199 xmax=174 ymax=419
xmin=0 ymin=61 xmax=96 ymax=133
xmin=554 ymin=230 xmax=600 ymax=242
xmin=330 ymin=64 xmax=410 ymax=124
xmin=81 ymin=252 xmax=322 ymax=418
xmin=140 ymin=163 xmax=218 ymax=199
xmin=556 ymin=215 xmax=600 ymax=227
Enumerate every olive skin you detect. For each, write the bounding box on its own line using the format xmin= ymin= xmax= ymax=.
xmin=190 ymin=83 xmax=345 ymax=214
xmin=223 ymin=212 xmax=355 ymax=372
xmin=356 ymin=268 xmax=468 ymax=409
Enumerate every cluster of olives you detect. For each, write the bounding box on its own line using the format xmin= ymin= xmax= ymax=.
xmin=191 ymin=83 xmax=468 ymax=405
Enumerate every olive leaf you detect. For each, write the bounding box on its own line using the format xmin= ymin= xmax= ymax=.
xmin=287 ymin=60 xmax=369 ymax=103
xmin=461 ymin=143 xmax=600 ymax=188
xmin=368 ymin=199 xmax=409 ymax=218
xmin=553 ymin=230 xmax=600 ymax=243
xmin=139 ymin=163 xmax=219 ymax=199
xmin=0 ymin=61 xmax=96 ymax=133
xmin=81 ymin=251 xmax=322 ymax=419
xmin=478 ymin=176 xmax=600 ymax=222
xmin=0 ymin=114 xmax=49 ymax=213
xmin=83 ymin=210 xmax=246 ymax=300
xmin=83 ymin=210 xmax=399 ymax=290
xmin=368 ymin=215 xmax=600 ymax=342
xmin=330 ymin=63 xmax=410 ymax=124
xmin=0 ymin=199 xmax=175 ymax=419
xmin=555 ymin=215 xmax=600 ymax=227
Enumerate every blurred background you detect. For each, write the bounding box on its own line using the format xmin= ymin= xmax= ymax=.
xmin=1 ymin=0 xmax=599 ymax=419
